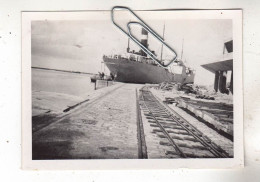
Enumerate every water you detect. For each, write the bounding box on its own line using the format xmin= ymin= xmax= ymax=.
xmin=32 ymin=68 xmax=95 ymax=97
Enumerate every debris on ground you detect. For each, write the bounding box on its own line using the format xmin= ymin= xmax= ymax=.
xmin=163 ymin=97 xmax=177 ymax=104
xmin=156 ymin=82 xmax=232 ymax=104
xmin=195 ymin=95 xmax=215 ymax=100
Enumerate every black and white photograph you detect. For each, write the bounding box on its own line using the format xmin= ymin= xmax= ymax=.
xmin=22 ymin=9 xmax=243 ymax=169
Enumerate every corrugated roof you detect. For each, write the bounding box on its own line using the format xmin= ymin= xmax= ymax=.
xmin=201 ymin=59 xmax=233 ymax=73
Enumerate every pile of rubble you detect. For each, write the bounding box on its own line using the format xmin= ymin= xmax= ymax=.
xmin=158 ymin=82 xmax=180 ymax=91
xmin=156 ymin=82 xmax=233 ymax=103
xmin=157 ymin=82 xmax=197 ymax=94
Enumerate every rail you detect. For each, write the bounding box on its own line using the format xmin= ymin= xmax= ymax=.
xmin=138 ymin=86 xmax=230 ymax=158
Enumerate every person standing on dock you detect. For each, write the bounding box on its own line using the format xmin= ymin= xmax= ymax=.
xmin=110 ymin=73 xmax=115 ymax=81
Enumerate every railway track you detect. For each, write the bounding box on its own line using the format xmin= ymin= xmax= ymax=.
xmin=138 ymin=87 xmax=230 ymax=158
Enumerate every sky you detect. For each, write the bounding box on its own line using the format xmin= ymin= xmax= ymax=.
xmin=31 ymin=11 xmax=232 ymax=85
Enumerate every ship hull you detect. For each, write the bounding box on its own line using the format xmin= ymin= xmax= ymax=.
xmin=103 ymin=57 xmax=194 ymax=84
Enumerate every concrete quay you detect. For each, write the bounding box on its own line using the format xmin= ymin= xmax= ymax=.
xmin=33 ymin=83 xmax=143 ymax=159
xmin=32 ymin=83 xmax=233 ymax=159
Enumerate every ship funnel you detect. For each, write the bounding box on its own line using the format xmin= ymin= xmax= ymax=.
xmin=140 ymin=28 xmax=148 ymax=56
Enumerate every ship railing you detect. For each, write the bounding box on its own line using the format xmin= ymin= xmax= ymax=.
xmin=94 ymin=79 xmax=114 ymax=90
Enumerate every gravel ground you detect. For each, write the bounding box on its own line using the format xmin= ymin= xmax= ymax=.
xmin=32 ymin=83 xmax=143 ymax=159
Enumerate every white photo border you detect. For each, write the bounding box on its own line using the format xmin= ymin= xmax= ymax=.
xmin=22 ymin=10 xmax=243 ymax=170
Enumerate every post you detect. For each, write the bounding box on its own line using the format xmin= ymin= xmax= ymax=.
xmin=214 ymin=71 xmax=220 ymax=92
xmin=230 ymin=71 xmax=233 ymax=94
xmin=107 ymin=80 xmax=108 ymax=87
xmin=94 ymin=81 xmax=96 ymax=90
xmin=218 ymin=71 xmax=223 ymax=93
xmin=219 ymin=71 xmax=227 ymax=93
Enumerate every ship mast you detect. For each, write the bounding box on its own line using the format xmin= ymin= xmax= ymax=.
xmin=160 ymin=23 xmax=165 ymax=61
xmin=127 ymin=37 xmax=130 ymax=53
xmin=127 ymin=19 xmax=131 ymax=53
xmin=181 ymin=38 xmax=184 ymax=60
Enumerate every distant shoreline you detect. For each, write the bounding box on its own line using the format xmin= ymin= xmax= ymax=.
xmin=32 ymin=67 xmax=96 ymax=75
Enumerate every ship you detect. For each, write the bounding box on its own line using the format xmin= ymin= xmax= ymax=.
xmin=103 ymin=27 xmax=195 ymax=84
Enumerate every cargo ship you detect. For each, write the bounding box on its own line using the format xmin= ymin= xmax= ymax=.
xmin=103 ymin=27 xmax=195 ymax=84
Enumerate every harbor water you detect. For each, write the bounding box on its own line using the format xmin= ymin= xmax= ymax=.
xmin=32 ymin=68 xmax=95 ymax=97
xmin=32 ymin=68 xmax=96 ymax=116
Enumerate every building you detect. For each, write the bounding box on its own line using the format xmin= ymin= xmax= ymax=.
xmin=201 ymin=40 xmax=233 ymax=94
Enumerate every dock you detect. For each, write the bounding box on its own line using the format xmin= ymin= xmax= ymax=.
xmin=32 ymin=83 xmax=142 ymax=159
xmin=32 ymin=83 xmax=233 ymax=159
